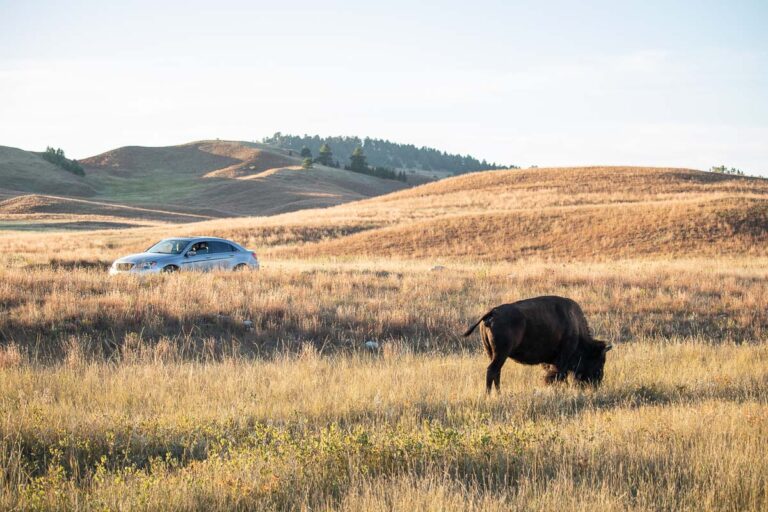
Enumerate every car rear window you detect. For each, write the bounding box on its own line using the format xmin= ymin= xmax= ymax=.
xmin=210 ymin=241 xmax=237 ymax=253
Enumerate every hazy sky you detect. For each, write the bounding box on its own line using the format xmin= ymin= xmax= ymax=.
xmin=2 ymin=0 xmax=767 ymax=174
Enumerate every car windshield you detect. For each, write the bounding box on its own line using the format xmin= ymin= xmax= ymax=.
xmin=146 ymin=239 xmax=189 ymax=254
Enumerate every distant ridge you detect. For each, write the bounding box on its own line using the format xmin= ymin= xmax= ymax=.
xmin=262 ymin=133 xmax=511 ymax=175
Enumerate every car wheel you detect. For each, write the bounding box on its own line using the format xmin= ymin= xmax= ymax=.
xmin=233 ymin=263 xmax=249 ymax=272
xmin=161 ymin=265 xmax=178 ymax=273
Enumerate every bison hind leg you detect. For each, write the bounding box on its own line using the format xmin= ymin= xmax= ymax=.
xmin=486 ymin=358 xmax=507 ymax=394
xmin=542 ymin=364 xmax=567 ymax=384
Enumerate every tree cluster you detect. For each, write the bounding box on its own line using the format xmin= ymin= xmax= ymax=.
xmin=709 ymin=165 xmax=745 ymax=176
xmin=41 ymin=147 xmax=85 ymax=176
xmin=344 ymin=146 xmax=407 ymax=181
xmin=263 ymin=132 xmax=512 ymax=175
xmin=291 ymin=142 xmax=406 ymax=182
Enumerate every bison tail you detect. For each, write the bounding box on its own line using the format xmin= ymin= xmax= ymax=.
xmin=462 ymin=310 xmax=494 ymax=336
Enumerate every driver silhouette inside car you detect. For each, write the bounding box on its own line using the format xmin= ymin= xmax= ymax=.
xmin=190 ymin=242 xmax=209 ymax=255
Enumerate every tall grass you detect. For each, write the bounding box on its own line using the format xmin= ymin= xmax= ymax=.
xmin=0 ymin=258 xmax=766 ymax=360
xmin=1 ymin=343 xmax=766 ymax=510
xmin=0 ymin=257 xmax=766 ymax=509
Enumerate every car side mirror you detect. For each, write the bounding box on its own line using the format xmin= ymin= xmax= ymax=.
xmin=187 ymin=250 xmax=196 ymax=257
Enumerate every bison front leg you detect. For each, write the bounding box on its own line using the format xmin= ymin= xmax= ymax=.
xmin=542 ymin=364 xmax=567 ymax=384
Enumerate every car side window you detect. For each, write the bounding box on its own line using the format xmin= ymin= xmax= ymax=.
xmin=210 ymin=241 xmax=235 ymax=253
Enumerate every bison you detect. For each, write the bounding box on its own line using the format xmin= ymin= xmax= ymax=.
xmin=463 ymin=296 xmax=612 ymax=393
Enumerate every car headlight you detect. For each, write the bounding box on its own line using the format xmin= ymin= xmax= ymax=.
xmin=139 ymin=261 xmax=157 ymax=270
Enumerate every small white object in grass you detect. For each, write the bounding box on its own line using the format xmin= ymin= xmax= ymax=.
xmin=243 ymin=320 xmax=254 ymax=331
xmin=364 ymin=340 xmax=379 ymax=350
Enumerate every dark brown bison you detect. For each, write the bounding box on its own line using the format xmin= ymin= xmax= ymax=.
xmin=463 ymin=296 xmax=612 ymax=393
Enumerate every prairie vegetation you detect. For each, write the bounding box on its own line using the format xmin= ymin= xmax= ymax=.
xmin=0 ymin=166 xmax=766 ymax=510
xmin=1 ymin=339 xmax=767 ymax=510
xmin=0 ymin=258 xmax=766 ymax=357
xmin=1 ymin=255 xmax=766 ymax=510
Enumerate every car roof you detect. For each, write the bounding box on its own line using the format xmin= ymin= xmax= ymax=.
xmin=161 ymin=236 xmax=244 ymax=247
xmin=160 ymin=236 xmax=227 ymax=241
xmin=187 ymin=236 xmax=232 ymax=242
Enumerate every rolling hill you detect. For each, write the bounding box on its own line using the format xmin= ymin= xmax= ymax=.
xmin=0 ymin=163 xmax=768 ymax=262
xmin=3 ymin=164 xmax=766 ymax=263
xmin=160 ymin=166 xmax=767 ymax=262
xmin=79 ymin=140 xmax=408 ymax=215
xmin=0 ymin=141 xmax=409 ymax=228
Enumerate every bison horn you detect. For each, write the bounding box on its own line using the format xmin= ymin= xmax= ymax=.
xmin=604 ymin=343 xmax=613 ymax=353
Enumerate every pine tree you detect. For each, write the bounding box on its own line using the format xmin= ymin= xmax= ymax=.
xmin=348 ymin=146 xmax=368 ymax=172
xmin=300 ymin=147 xmax=312 ymax=158
xmin=316 ymin=144 xmax=333 ymax=166
xmin=302 ymin=158 xmax=313 ymax=169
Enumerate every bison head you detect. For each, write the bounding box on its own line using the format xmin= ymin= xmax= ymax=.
xmin=573 ymin=340 xmax=613 ymax=385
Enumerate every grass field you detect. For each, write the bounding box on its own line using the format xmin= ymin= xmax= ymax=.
xmin=1 ymin=257 xmax=766 ymax=510
xmin=1 ymin=166 xmax=766 ymax=510
xmin=2 ymin=342 xmax=766 ymax=511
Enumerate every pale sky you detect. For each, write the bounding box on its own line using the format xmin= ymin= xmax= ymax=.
xmin=2 ymin=0 xmax=767 ymax=174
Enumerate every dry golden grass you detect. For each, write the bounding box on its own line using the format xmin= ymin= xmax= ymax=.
xmin=1 ymin=343 xmax=767 ymax=510
xmin=0 ymin=258 xmax=766 ymax=359
xmin=293 ymin=197 xmax=768 ymax=260
xmin=1 ymin=165 xmax=767 ymax=510
xmin=0 ymin=254 xmax=765 ymax=510
xmin=266 ymin=166 xmax=768 ymax=260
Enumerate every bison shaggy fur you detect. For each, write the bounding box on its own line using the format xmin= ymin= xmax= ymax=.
xmin=463 ymin=296 xmax=612 ymax=393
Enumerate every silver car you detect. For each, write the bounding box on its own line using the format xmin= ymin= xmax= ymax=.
xmin=109 ymin=236 xmax=260 ymax=275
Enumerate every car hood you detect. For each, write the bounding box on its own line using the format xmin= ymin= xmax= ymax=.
xmin=114 ymin=252 xmax=177 ymax=265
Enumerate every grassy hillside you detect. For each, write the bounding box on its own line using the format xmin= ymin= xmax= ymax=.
xmin=0 ymin=145 xmax=96 ymax=198
xmin=38 ymin=165 xmax=757 ymax=261
xmin=81 ymin=140 xmax=408 ymax=214
xmin=4 ymin=165 xmax=766 ymax=262
xmin=259 ymin=166 xmax=768 ymax=260
xmin=0 ymin=141 xmax=409 ymax=228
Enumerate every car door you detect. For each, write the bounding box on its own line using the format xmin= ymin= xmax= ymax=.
xmin=182 ymin=241 xmax=214 ymax=271
xmin=209 ymin=241 xmax=237 ymax=270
